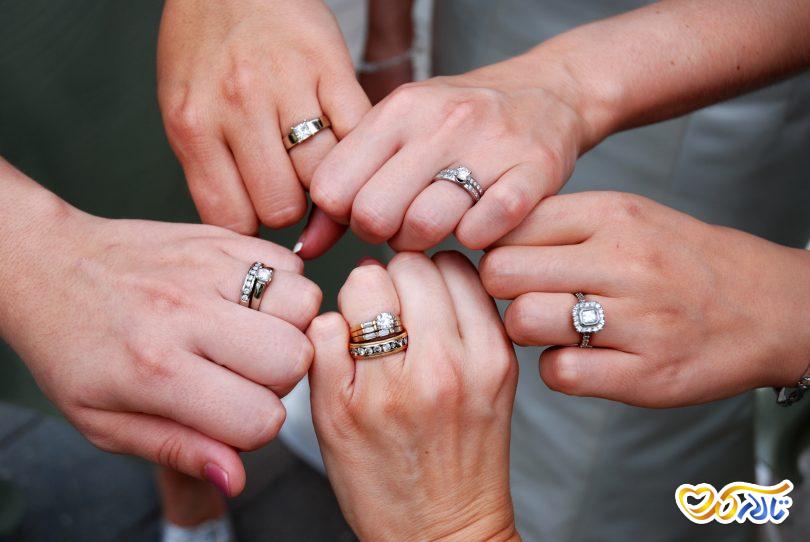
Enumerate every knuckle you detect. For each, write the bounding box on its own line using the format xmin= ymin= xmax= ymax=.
xmin=255 ymin=198 xmax=307 ymax=229
xmin=249 ymin=404 xmax=286 ymax=449
xmin=344 ymin=264 xmax=389 ymax=291
xmin=440 ymin=88 xmax=503 ymax=130
xmin=125 ymin=340 xmax=176 ymax=384
xmin=310 ymin=172 xmax=350 ymax=220
xmin=307 ymin=312 xmax=346 ymax=342
xmin=221 ymin=59 xmax=258 ymax=108
xmin=387 ymin=251 xmax=429 ymax=274
xmin=299 ymin=283 xmax=324 ymax=324
xmin=156 ymin=432 xmax=185 ymax=471
xmin=163 ymin=96 xmax=209 ymax=143
xmin=489 ymin=185 xmax=531 ymax=221
xmin=609 ymin=192 xmax=646 ymax=221
xmin=504 ymin=298 xmax=535 ymax=344
xmin=352 ymin=199 xmax=399 ymax=240
xmin=384 ymin=83 xmax=421 ymax=111
xmin=405 ymin=207 xmax=446 ymax=241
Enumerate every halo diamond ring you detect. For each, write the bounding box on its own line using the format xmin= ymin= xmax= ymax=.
xmin=572 ymin=292 xmax=605 ymax=348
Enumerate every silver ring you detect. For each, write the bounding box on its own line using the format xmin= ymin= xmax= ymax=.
xmin=283 ymin=116 xmax=331 ymax=151
xmin=239 ymin=262 xmax=273 ymax=309
xmin=572 ymin=292 xmax=605 ymax=348
xmin=432 ymin=166 xmax=484 ymax=203
xmin=249 ymin=264 xmax=274 ymax=310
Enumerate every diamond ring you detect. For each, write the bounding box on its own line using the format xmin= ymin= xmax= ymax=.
xmin=239 ymin=262 xmax=274 ymax=309
xmin=572 ymin=292 xmax=605 ymax=348
xmin=432 ymin=166 xmax=484 ymax=203
xmin=283 ymin=116 xmax=331 ymax=151
xmin=350 ymin=332 xmax=409 ymax=360
xmin=349 ymin=312 xmax=402 ymax=342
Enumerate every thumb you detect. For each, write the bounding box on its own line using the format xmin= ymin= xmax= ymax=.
xmin=294 ymin=206 xmax=347 ymax=259
xmin=81 ymin=410 xmax=246 ymax=497
xmin=307 ymin=312 xmax=355 ymax=411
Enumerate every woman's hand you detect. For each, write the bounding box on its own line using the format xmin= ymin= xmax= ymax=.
xmin=157 ymin=0 xmax=370 ymax=252
xmin=310 ymin=51 xmax=593 ymax=253
xmin=480 ymin=192 xmax=810 ymax=408
xmin=307 ymin=253 xmax=519 ymax=541
xmin=0 ymin=163 xmax=322 ymax=496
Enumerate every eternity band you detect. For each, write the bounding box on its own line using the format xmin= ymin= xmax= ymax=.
xmin=572 ymin=292 xmax=605 ymax=348
xmin=432 ymin=166 xmax=484 ymax=203
xmin=283 ymin=116 xmax=331 ymax=151
xmin=239 ymin=262 xmax=273 ymax=310
xmin=350 ymin=332 xmax=409 ymax=359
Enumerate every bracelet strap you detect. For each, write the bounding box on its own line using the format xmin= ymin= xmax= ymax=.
xmin=357 ymin=48 xmax=414 ymax=74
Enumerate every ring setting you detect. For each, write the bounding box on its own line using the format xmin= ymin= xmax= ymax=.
xmin=283 ymin=116 xmax=331 ymax=151
xmin=433 ymin=166 xmax=484 ymax=203
xmin=572 ymin=292 xmax=605 ymax=348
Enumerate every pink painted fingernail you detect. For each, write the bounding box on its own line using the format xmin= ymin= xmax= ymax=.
xmin=203 ymin=463 xmax=231 ymax=498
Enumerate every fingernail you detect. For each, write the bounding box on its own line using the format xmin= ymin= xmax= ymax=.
xmin=292 ymin=240 xmax=303 ymax=254
xmin=203 ymin=463 xmax=231 ymax=498
xmin=357 ymin=257 xmax=382 ymax=267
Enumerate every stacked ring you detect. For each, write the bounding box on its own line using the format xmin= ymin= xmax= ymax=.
xmin=348 ymin=312 xmax=408 ymax=360
xmin=239 ymin=262 xmax=274 ymax=310
xmin=433 ymin=166 xmax=484 ymax=203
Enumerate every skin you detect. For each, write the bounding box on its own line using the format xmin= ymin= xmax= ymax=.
xmin=309 ymin=0 xmax=810 ymax=254
xmin=0 ymin=158 xmax=322 ymax=496
xmin=308 ymin=253 xmax=519 ymax=541
xmin=479 ymin=192 xmax=810 ymax=407
xmin=157 ymin=0 xmax=369 ymax=250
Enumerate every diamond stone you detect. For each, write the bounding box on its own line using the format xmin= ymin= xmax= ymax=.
xmin=579 ymin=308 xmax=599 ymax=326
xmin=373 ymin=345 xmax=382 ymax=353
xmin=382 ymin=343 xmax=391 ymax=352
xmin=292 ymin=123 xmax=313 ymax=140
xmin=256 ymin=267 xmax=272 ymax=282
xmin=456 ymin=167 xmax=471 ymax=181
xmin=376 ymin=312 xmax=395 ymax=329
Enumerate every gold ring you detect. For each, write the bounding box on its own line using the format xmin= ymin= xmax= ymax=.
xmin=350 ymin=331 xmax=408 ymax=359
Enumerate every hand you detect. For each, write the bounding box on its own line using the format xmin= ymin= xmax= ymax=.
xmin=358 ymin=0 xmax=414 ymax=105
xmin=0 ymin=177 xmax=321 ymax=496
xmin=157 ymin=0 xmax=370 ymax=254
xmin=310 ymin=53 xmax=592 ymax=252
xmin=307 ymin=253 xmax=519 ymax=541
xmin=480 ymin=192 xmax=810 ymax=407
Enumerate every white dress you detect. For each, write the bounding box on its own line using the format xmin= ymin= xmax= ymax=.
xmin=283 ymin=1 xmax=810 ymax=540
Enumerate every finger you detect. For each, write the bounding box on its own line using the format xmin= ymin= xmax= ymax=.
xmin=337 ymin=264 xmax=404 ymax=384
xmin=308 ymin=312 xmax=355 ymax=413
xmin=218 ymin=236 xmax=304 ymax=275
xmin=387 ymin=252 xmax=460 ymax=367
xmin=389 ymin=178 xmax=473 ymax=251
xmin=215 ymin=261 xmax=321 ymax=331
xmin=224 ymin=110 xmax=307 ymax=228
xmin=194 ymin=300 xmax=314 ymax=395
xmin=456 ymin=162 xmax=545 ymax=250
xmin=294 ymin=206 xmax=348 ymax=260
xmin=505 ymin=292 xmax=629 ymax=349
xmin=539 ymin=347 xmax=649 ymax=406
xmin=493 ymin=192 xmax=608 ymax=247
xmin=113 ymin=350 xmax=286 ymax=452
xmin=81 ymin=409 xmax=246 ymax=497
xmin=279 ymin=93 xmax=339 ymax=188
xmin=309 ymin=99 xmax=402 ymax=224
xmin=479 ymin=245 xmax=614 ymax=299
xmin=432 ymin=251 xmax=510 ymax=354
xmin=177 ymin=137 xmax=260 ymax=236
xmin=318 ymin=66 xmax=372 ymax=141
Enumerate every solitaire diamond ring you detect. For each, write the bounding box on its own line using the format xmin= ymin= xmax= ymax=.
xmin=283 ymin=116 xmax=331 ymax=151
xmin=349 ymin=312 xmax=408 ymax=360
xmin=433 ymin=166 xmax=484 ymax=203
xmin=349 ymin=312 xmax=402 ymax=341
xmin=572 ymin=292 xmax=605 ymax=348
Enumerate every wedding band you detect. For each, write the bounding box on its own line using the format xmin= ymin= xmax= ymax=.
xmin=350 ymin=331 xmax=409 ymax=359
xmin=239 ymin=262 xmax=273 ymax=309
xmin=572 ymin=292 xmax=605 ymax=348
xmin=349 ymin=312 xmax=402 ymax=341
xmin=248 ymin=264 xmax=274 ymax=310
xmin=283 ymin=116 xmax=331 ymax=151
xmin=432 ymin=166 xmax=484 ymax=203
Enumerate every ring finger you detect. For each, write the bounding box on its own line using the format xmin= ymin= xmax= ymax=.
xmin=279 ymin=93 xmax=339 ymax=189
xmin=505 ymin=292 xmax=634 ymax=350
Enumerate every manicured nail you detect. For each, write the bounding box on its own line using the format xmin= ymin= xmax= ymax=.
xmin=203 ymin=463 xmax=231 ymax=498
xmin=292 ymin=240 xmax=303 ymax=254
